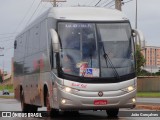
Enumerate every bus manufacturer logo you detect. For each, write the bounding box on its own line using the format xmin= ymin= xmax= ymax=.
xmin=98 ymin=91 xmax=103 ymax=97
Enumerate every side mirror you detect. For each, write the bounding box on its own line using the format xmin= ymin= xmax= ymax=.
xmin=132 ymin=29 xmax=145 ymax=49
xmin=50 ymin=29 xmax=60 ymax=53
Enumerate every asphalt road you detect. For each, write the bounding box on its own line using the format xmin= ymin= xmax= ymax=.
xmin=0 ymin=98 xmax=160 ymax=120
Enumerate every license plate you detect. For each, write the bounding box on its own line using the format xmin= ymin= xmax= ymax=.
xmin=94 ymin=100 xmax=107 ymax=105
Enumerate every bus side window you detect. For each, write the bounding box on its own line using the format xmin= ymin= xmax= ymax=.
xmin=33 ymin=24 xmax=40 ymax=53
xmin=40 ymin=20 xmax=47 ymax=51
xmin=14 ymin=40 xmax=17 ymax=49
xmin=28 ymin=28 xmax=34 ymax=55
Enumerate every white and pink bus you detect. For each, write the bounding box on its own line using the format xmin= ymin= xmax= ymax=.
xmin=13 ymin=7 xmax=144 ymax=117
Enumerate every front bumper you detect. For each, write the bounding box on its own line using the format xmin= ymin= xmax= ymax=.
xmin=58 ymin=89 xmax=136 ymax=110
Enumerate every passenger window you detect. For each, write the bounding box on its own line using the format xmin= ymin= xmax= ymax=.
xmin=20 ymin=33 xmax=27 ymax=58
xmin=28 ymin=28 xmax=34 ymax=55
xmin=14 ymin=40 xmax=17 ymax=49
xmin=40 ymin=20 xmax=47 ymax=51
xmin=27 ymin=24 xmax=40 ymax=55
xmin=33 ymin=24 xmax=40 ymax=53
xmin=25 ymin=31 xmax=30 ymax=56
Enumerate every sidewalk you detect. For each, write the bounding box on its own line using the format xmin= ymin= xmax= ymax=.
xmin=136 ymin=98 xmax=160 ymax=110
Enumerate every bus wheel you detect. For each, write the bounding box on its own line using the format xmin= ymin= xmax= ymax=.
xmin=30 ymin=105 xmax=38 ymax=112
xmin=21 ymin=89 xmax=30 ymax=112
xmin=46 ymin=92 xmax=59 ymax=117
xmin=63 ymin=111 xmax=79 ymax=116
xmin=106 ymin=108 xmax=119 ymax=117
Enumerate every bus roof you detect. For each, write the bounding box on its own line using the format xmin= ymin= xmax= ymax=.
xmin=48 ymin=7 xmax=128 ymax=21
xmin=16 ymin=7 xmax=128 ymax=37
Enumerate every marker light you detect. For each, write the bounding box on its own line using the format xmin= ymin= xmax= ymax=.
xmin=65 ymin=87 xmax=71 ymax=92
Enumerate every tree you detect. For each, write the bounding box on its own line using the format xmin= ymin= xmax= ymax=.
xmin=140 ymin=69 xmax=151 ymax=76
xmin=0 ymin=75 xmax=3 ymax=83
xmin=0 ymin=70 xmax=3 ymax=83
xmin=154 ymin=70 xmax=160 ymax=76
xmin=135 ymin=45 xmax=146 ymax=76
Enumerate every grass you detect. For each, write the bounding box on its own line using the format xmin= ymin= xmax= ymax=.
xmin=0 ymin=95 xmax=14 ymax=99
xmin=0 ymin=85 xmax=14 ymax=99
xmin=0 ymin=84 xmax=14 ymax=93
xmin=137 ymin=92 xmax=160 ymax=98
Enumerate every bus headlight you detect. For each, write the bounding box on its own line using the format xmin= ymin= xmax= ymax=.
xmin=122 ymin=85 xmax=135 ymax=92
xmin=61 ymin=86 xmax=79 ymax=93
xmin=127 ymin=86 xmax=134 ymax=92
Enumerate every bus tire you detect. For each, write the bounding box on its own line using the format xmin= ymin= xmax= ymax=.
xmin=50 ymin=108 xmax=59 ymax=117
xmin=45 ymin=91 xmax=59 ymax=117
xmin=30 ymin=105 xmax=38 ymax=112
xmin=20 ymin=89 xmax=30 ymax=112
xmin=106 ymin=108 xmax=119 ymax=117
xmin=63 ymin=111 xmax=79 ymax=116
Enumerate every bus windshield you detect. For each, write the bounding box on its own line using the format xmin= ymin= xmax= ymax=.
xmin=58 ymin=22 xmax=135 ymax=79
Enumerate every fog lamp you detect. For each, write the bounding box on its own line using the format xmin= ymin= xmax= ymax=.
xmin=65 ymin=87 xmax=71 ymax=92
xmin=132 ymin=98 xmax=136 ymax=103
xmin=61 ymin=99 xmax=66 ymax=104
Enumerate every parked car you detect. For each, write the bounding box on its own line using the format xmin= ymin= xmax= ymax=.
xmin=2 ymin=89 xmax=10 ymax=95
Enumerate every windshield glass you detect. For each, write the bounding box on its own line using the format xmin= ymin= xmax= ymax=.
xmin=58 ymin=22 xmax=135 ymax=79
xmin=58 ymin=23 xmax=99 ymax=77
xmin=97 ymin=23 xmax=135 ymax=77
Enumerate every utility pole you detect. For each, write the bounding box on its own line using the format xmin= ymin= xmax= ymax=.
xmin=135 ymin=0 xmax=138 ymax=44
xmin=54 ymin=0 xmax=56 ymax=7
xmin=115 ymin=0 xmax=122 ymax=11
xmin=42 ymin=0 xmax=66 ymax=7
xmin=0 ymin=47 xmax=4 ymax=82
xmin=135 ymin=0 xmax=137 ymax=29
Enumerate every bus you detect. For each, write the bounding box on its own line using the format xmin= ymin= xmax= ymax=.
xmin=13 ymin=7 xmax=144 ymax=117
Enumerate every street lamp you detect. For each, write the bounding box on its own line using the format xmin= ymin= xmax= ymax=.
xmin=135 ymin=0 xmax=137 ymax=29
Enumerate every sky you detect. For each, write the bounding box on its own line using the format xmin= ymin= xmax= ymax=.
xmin=0 ymin=0 xmax=160 ymax=72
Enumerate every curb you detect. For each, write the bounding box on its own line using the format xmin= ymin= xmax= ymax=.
xmin=0 ymin=95 xmax=14 ymax=99
xmin=136 ymin=105 xmax=160 ymax=110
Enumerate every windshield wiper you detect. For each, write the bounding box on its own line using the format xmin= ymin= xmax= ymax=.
xmin=102 ymin=44 xmax=120 ymax=80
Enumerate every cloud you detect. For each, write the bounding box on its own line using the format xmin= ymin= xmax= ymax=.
xmin=123 ymin=0 xmax=160 ymax=46
xmin=1 ymin=0 xmax=160 ymax=71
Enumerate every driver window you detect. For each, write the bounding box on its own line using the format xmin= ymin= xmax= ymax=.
xmin=82 ymin=29 xmax=96 ymax=59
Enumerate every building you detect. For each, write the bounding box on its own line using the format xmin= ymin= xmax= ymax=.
xmin=142 ymin=46 xmax=160 ymax=73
